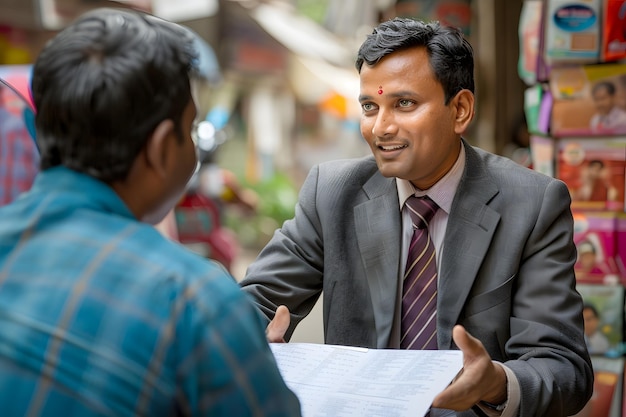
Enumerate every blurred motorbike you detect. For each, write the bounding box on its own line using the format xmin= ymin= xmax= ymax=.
xmin=173 ymin=29 xmax=257 ymax=273
xmin=174 ymin=119 xmax=240 ymax=272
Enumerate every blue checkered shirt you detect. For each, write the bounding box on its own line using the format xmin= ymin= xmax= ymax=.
xmin=0 ymin=167 xmax=301 ymax=417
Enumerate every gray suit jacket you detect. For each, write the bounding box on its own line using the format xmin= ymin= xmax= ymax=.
xmin=240 ymin=141 xmax=593 ymax=416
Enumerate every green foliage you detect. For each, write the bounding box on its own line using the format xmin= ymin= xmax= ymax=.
xmin=224 ymin=171 xmax=299 ymax=249
xmin=252 ymin=172 xmax=299 ymax=222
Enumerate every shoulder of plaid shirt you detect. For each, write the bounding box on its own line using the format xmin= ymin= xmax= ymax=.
xmin=0 ymin=166 xmax=301 ymax=417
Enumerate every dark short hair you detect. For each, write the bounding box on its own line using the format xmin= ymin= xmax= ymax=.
xmin=355 ymin=17 xmax=474 ymax=104
xmin=31 ymin=8 xmax=198 ymax=182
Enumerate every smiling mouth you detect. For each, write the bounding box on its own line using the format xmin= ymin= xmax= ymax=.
xmin=379 ymin=144 xmax=408 ymax=151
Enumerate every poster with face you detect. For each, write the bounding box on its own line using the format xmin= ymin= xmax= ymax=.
xmin=577 ymin=283 xmax=624 ymax=356
xmin=558 ymin=137 xmax=626 ymax=211
xmin=551 ymin=64 xmax=626 ymax=137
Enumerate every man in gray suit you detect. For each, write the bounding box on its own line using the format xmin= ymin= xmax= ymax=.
xmin=240 ymin=18 xmax=593 ymax=417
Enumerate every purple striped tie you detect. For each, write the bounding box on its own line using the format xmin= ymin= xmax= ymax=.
xmin=401 ymin=195 xmax=439 ymax=350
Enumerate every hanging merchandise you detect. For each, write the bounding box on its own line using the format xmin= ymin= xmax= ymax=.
xmin=524 ymin=83 xmax=552 ymax=136
xmin=518 ymin=0 xmax=544 ymax=86
xmin=550 ymin=63 xmax=626 ymax=137
xmin=558 ymin=137 xmax=626 ymax=212
xmin=520 ymin=4 xmax=626 ymax=411
xmin=601 ymin=0 xmax=626 ymax=62
xmin=544 ymin=0 xmax=602 ymax=64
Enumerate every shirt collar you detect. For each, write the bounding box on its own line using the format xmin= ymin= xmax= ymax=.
xmin=31 ymin=166 xmax=136 ymax=220
xmin=397 ymin=142 xmax=465 ymax=215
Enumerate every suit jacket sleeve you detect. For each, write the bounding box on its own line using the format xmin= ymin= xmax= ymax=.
xmin=239 ymin=163 xmax=328 ymax=340
xmin=500 ymin=179 xmax=593 ymax=416
xmin=239 ymin=156 xmax=392 ymax=346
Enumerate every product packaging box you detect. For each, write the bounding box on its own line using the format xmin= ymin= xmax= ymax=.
xmin=573 ymin=210 xmax=626 ymax=284
xmin=550 ymin=64 xmax=626 ymax=137
xmin=518 ymin=0 xmax=545 ymax=86
xmin=577 ymin=283 xmax=624 ymax=356
xmin=525 ymin=84 xmax=553 ymax=136
xmin=601 ymin=0 xmax=626 ymax=62
xmin=544 ymin=0 xmax=602 ymax=64
xmin=558 ymin=137 xmax=626 ymax=211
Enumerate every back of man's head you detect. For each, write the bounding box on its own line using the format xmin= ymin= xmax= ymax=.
xmin=31 ymin=8 xmax=198 ymax=182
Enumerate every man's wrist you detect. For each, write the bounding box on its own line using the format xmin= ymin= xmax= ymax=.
xmin=484 ymin=361 xmax=508 ymax=405
xmin=478 ymin=362 xmax=521 ymax=417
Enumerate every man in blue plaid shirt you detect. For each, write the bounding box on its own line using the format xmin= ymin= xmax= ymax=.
xmin=0 ymin=8 xmax=301 ymax=417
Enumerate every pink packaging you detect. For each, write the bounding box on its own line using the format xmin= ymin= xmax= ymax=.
xmin=573 ymin=211 xmax=626 ymax=284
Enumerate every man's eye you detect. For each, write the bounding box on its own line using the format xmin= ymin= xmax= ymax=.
xmin=362 ymin=103 xmax=376 ymax=112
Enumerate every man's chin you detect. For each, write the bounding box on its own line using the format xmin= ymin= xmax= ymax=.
xmin=376 ymin=161 xmax=408 ymax=179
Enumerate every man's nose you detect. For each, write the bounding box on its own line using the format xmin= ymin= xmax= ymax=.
xmin=371 ymin=109 xmax=398 ymax=137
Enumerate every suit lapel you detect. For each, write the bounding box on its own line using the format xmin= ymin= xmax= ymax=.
xmin=354 ymin=171 xmax=401 ymax=348
xmin=438 ymin=143 xmax=501 ymax=349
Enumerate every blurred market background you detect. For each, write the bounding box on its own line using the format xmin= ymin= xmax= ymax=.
xmin=0 ymin=0 xmax=528 ymax=343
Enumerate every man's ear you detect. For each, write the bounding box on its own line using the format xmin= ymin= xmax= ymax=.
xmin=452 ymin=89 xmax=475 ymax=134
xmin=144 ymin=119 xmax=175 ymax=179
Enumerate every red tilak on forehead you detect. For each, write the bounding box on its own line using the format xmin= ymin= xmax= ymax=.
xmin=378 ymin=86 xmax=383 ymax=95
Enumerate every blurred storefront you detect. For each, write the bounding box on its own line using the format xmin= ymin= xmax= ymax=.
xmin=213 ymin=0 xmax=366 ymax=182
xmin=0 ymin=0 xmax=527 ymax=248
xmin=0 ymin=0 xmax=526 ymax=173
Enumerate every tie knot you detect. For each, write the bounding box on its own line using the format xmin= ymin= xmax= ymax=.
xmin=405 ymin=196 xmax=438 ymax=229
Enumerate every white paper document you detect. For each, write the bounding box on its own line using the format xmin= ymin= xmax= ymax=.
xmin=270 ymin=343 xmax=463 ymax=417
